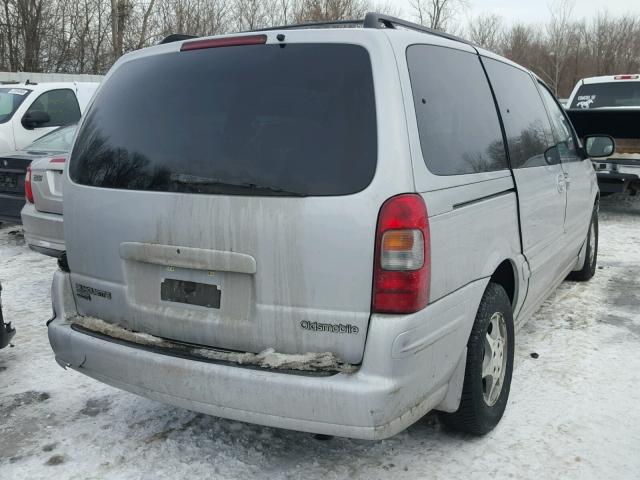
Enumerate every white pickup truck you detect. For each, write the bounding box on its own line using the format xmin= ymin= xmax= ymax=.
xmin=566 ymin=74 xmax=640 ymax=195
xmin=0 ymin=81 xmax=98 ymax=224
xmin=0 ymin=81 xmax=98 ymax=153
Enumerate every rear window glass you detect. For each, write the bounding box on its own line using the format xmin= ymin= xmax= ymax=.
xmin=407 ymin=45 xmax=507 ymax=175
xmin=70 ymin=43 xmax=377 ymax=197
xmin=570 ymin=82 xmax=640 ymax=109
xmin=28 ymin=124 xmax=77 ymax=152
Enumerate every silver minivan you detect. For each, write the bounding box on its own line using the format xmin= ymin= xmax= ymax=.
xmin=48 ymin=14 xmax=608 ymax=439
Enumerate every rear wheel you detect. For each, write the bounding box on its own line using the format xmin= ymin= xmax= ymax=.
xmin=568 ymin=207 xmax=598 ymax=281
xmin=439 ymin=283 xmax=514 ymax=435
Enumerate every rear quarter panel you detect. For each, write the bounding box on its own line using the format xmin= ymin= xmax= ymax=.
xmin=386 ymin=32 xmax=526 ymax=314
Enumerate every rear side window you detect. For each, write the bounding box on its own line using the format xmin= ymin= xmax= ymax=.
xmin=70 ymin=43 xmax=377 ymax=197
xmin=407 ymin=45 xmax=507 ymax=175
xmin=483 ymin=58 xmax=554 ymax=168
xmin=26 ymin=89 xmax=81 ymax=127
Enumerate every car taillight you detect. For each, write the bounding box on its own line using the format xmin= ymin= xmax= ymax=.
xmin=180 ymin=34 xmax=267 ymax=52
xmin=24 ymin=165 xmax=34 ymax=203
xmin=372 ymin=194 xmax=430 ymax=314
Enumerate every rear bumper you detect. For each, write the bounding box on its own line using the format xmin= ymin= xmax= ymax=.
xmin=0 ymin=192 xmax=24 ymax=224
xmin=20 ymin=203 xmax=64 ymax=256
xmin=47 ymin=271 xmax=488 ymax=439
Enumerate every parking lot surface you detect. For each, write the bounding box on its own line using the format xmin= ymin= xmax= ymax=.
xmin=1 ymin=195 xmax=639 ymax=480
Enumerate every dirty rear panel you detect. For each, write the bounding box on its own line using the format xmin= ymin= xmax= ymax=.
xmin=63 ymin=31 xmax=414 ymax=364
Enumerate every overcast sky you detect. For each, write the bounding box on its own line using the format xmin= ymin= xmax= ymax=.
xmin=391 ymin=0 xmax=640 ymax=25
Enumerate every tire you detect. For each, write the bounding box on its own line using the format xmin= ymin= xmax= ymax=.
xmin=439 ymin=283 xmax=514 ymax=435
xmin=568 ymin=207 xmax=598 ymax=281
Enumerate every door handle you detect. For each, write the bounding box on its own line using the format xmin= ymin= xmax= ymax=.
xmin=557 ymin=173 xmax=566 ymax=193
xmin=563 ymin=172 xmax=571 ymax=189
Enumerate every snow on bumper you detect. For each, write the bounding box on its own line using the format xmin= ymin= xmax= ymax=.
xmin=47 ymin=270 xmax=486 ymax=440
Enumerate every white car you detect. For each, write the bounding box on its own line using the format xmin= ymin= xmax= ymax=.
xmin=20 ymin=124 xmax=77 ymax=256
xmin=0 ymin=81 xmax=97 ymax=153
xmin=48 ymin=13 xmax=607 ymax=440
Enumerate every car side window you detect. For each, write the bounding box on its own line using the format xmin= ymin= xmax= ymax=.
xmin=483 ymin=58 xmax=555 ymax=168
xmin=537 ymin=83 xmax=581 ymax=163
xmin=24 ymin=89 xmax=81 ymax=128
xmin=407 ymin=45 xmax=507 ymax=175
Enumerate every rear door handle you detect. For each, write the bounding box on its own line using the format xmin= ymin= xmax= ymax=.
xmin=563 ymin=172 xmax=570 ymax=189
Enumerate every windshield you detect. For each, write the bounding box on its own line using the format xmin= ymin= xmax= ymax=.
xmin=0 ymin=87 xmax=31 ymax=123
xmin=27 ymin=124 xmax=77 ymax=152
xmin=570 ymin=82 xmax=640 ymax=109
xmin=70 ymin=43 xmax=377 ymax=197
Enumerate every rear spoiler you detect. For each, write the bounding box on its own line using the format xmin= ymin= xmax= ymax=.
xmin=567 ymin=108 xmax=640 ymax=139
xmin=159 ymin=34 xmax=198 ymax=45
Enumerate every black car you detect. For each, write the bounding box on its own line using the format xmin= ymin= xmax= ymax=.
xmin=0 ymin=125 xmax=76 ymax=224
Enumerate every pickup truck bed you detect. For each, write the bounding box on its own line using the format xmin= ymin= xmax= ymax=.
xmin=567 ymin=108 xmax=640 ymax=195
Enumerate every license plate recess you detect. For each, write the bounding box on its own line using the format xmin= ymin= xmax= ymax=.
xmin=161 ymin=278 xmax=221 ymax=309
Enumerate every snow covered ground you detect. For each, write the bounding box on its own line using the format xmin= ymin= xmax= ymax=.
xmin=1 ymin=194 xmax=639 ymax=480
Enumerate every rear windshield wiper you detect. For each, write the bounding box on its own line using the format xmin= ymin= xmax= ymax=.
xmin=171 ymin=175 xmax=307 ymax=197
xmin=240 ymin=182 xmax=307 ymax=197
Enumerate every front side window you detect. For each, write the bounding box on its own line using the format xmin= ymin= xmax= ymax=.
xmin=70 ymin=43 xmax=377 ymax=197
xmin=538 ymin=83 xmax=581 ymax=163
xmin=483 ymin=58 xmax=554 ymax=168
xmin=25 ymin=89 xmax=81 ymax=128
xmin=407 ymin=45 xmax=507 ymax=175
xmin=0 ymin=88 xmax=31 ymax=124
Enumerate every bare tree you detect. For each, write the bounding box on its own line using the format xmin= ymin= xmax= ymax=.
xmin=410 ymin=0 xmax=467 ymax=31
xmin=294 ymin=0 xmax=369 ymax=22
xmin=467 ymin=13 xmax=502 ymax=51
xmin=543 ymin=0 xmax=576 ymax=94
xmin=0 ymin=0 xmax=637 ymax=97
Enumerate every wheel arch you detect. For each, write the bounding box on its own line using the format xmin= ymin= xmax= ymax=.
xmin=489 ymin=260 xmax=517 ymax=309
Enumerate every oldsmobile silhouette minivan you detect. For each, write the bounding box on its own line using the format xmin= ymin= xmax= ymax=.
xmin=47 ymin=14 xmax=608 ymax=439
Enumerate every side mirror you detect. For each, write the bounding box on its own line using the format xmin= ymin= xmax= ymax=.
xmin=22 ymin=110 xmax=51 ymax=130
xmin=544 ymin=145 xmax=560 ymax=165
xmin=584 ymin=135 xmax=615 ymax=158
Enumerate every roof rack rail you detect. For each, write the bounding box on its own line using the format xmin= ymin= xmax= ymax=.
xmin=162 ymin=12 xmax=475 ymax=48
xmin=159 ymin=33 xmax=198 ymax=45
xmin=363 ymin=13 xmax=474 ymax=46
xmin=253 ymin=19 xmax=363 ymax=32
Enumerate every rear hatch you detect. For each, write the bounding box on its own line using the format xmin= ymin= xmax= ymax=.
xmin=65 ymin=36 xmax=389 ymax=364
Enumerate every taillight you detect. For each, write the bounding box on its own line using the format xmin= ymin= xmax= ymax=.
xmin=180 ymin=34 xmax=267 ymax=52
xmin=24 ymin=165 xmax=34 ymax=203
xmin=614 ymin=75 xmax=639 ymax=80
xmin=49 ymin=157 xmax=66 ymax=164
xmin=372 ymin=194 xmax=430 ymax=314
